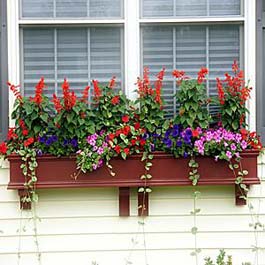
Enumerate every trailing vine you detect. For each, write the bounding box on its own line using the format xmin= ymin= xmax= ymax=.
xmin=190 ymin=190 xmax=201 ymax=265
xmin=18 ymin=148 xmax=38 ymax=204
xmin=189 ymin=157 xmax=200 ymax=186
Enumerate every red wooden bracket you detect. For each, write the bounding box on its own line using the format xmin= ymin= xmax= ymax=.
xmin=119 ymin=187 xmax=130 ymax=216
xmin=18 ymin=190 xmax=31 ymax=210
xmin=138 ymin=191 xmax=149 ymax=216
xmin=235 ymin=184 xmax=249 ymax=206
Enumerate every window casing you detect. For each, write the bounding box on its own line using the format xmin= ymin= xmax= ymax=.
xmin=0 ymin=0 xmax=8 ymax=141
xmin=7 ymin=0 xmax=257 ymax=131
xmin=257 ymin=0 xmax=265 ymax=143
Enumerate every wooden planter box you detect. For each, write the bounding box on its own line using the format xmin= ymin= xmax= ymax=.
xmin=8 ymin=150 xmax=260 ymax=216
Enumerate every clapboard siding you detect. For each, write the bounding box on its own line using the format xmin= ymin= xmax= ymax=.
xmin=0 ymin=154 xmax=264 ymax=265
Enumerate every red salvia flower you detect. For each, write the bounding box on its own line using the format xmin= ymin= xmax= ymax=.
xmin=131 ymin=139 xmax=137 ymax=146
xmin=108 ymin=133 xmax=115 ymax=141
xmin=92 ymin=80 xmax=102 ymax=101
xmin=197 ymin=67 xmax=208 ymax=84
xmin=232 ymin=60 xmax=239 ymax=73
xmin=0 ymin=142 xmax=8 ymax=155
xmin=24 ymin=137 xmax=34 ymax=147
xmin=154 ymin=68 xmax=165 ymax=106
xmin=115 ymin=129 xmax=122 ymax=136
xmin=22 ymin=129 xmax=29 ymax=136
xmin=136 ymin=67 xmax=154 ymax=97
xmin=134 ymin=122 xmax=140 ymax=130
xmin=7 ymin=82 xmax=22 ymax=102
xmin=216 ymin=78 xmax=225 ymax=105
xmin=61 ymin=79 xmax=77 ymax=110
xmin=122 ymin=125 xmax=131 ymax=136
xmin=52 ymin=94 xmax=63 ymax=113
xmin=108 ymin=76 xmax=116 ymax=89
xmin=111 ymin=95 xmax=120 ymax=105
xmin=114 ymin=145 xmax=121 ymax=154
xmin=122 ymin=115 xmax=129 ymax=123
xmin=123 ymin=148 xmax=130 ymax=155
xmin=7 ymin=127 xmax=18 ymax=140
xmin=31 ymin=77 xmax=46 ymax=105
xmin=81 ymin=86 xmax=90 ymax=103
xmin=172 ymin=70 xmax=186 ymax=85
xmin=192 ymin=129 xmax=200 ymax=138
xmin=139 ymin=139 xmax=146 ymax=146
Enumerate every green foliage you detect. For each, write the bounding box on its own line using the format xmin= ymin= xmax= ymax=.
xmin=204 ymin=250 xmax=236 ymax=265
xmin=93 ymin=87 xmax=133 ymax=132
xmin=216 ymin=62 xmax=251 ymax=132
xmin=174 ymin=79 xmax=211 ymax=129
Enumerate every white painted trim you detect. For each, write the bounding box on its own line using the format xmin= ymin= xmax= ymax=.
xmin=7 ymin=0 xmax=20 ymax=127
xmin=244 ymin=0 xmax=256 ymax=131
xmin=139 ymin=17 xmax=244 ymax=24
xmin=124 ymin=0 xmax=140 ymax=99
xmin=19 ymin=19 xmax=125 ymax=25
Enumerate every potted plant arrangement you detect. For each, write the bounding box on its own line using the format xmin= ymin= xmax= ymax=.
xmin=0 ymin=61 xmax=262 ymax=216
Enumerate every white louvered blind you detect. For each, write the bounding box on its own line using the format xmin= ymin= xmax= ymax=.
xmin=142 ymin=25 xmax=240 ymax=117
xmin=141 ymin=0 xmax=241 ymax=18
xmin=21 ymin=0 xmax=123 ymax=18
xmin=22 ymin=27 xmax=123 ymax=98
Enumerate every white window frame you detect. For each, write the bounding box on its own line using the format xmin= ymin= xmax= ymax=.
xmin=7 ymin=0 xmax=256 ymax=131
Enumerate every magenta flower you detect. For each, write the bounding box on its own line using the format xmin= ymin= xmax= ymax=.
xmin=241 ymin=140 xmax=247 ymax=150
xmin=97 ymin=147 xmax=104 ymax=155
xmin=230 ymin=143 xmax=237 ymax=151
xmin=226 ymin=151 xmax=232 ymax=159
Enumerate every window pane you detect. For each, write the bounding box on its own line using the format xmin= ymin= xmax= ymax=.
xmin=142 ymin=25 xmax=240 ymax=117
xmin=23 ymin=29 xmax=55 ymax=97
xmin=21 ymin=0 xmax=54 ymax=18
xmin=21 ymin=0 xmax=123 ymax=18
xmin=56 ymin=0 xmax=87 ymax=17
xmin=175 ymin=26 xmax=206 ymax=76
xmin=141 ymin=0 xmax=241 ymax=18
xmin=22 ymin=27 xmax=123 ymax=98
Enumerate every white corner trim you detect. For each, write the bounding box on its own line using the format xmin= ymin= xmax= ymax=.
xmin=244 ymin=0 xmax=256 ymax=132
xmin=7 ymin=0 xmax=20 ymax=127
xmin=124 ymin=0 xmax=140 ymax=99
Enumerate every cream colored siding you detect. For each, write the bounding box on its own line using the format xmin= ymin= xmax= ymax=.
xmin=0 ymin=154 xmax=264 ymax=265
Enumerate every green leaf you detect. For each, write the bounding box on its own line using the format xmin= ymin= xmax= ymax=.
xmin=229 ymin=164 xmax=234 ymax=170
xmin=140 ymin=174 xmax=146 ymax=180
xmin=148 ymin=154 xmax=154 ymax=160
xmin=145 ymin=188 xmax=152 ymax=193
xmin=138 ymin=187 xmax=144 ymax=193
xmin=243 ymin=170 xmax=249 ymax=176
xmin=146 ymin=162 xmax=152 ymax=167
xmin=233 ymin=163 xmax=239 ymax=169
xmin=66 ymin=112 xmax=74 ymax=123
xmin=40 ymin=113 xmax=49 ymax=123
xmin=121 ymin=152 xmax=126 ymax=160
xmin=146 ymin=174 xmax=152 ymax=179
xmin=191 ymin=227 xmax=198 ymax=234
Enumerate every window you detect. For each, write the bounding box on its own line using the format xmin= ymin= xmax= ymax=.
xmin=140 ymin=0 xmax=243 ymax=117
xmin=7 ymin=1 xmax=256 ymax=131
xmin=0 ymin=0 xmax=8 ymax=141
xmin=22 ymin=27 xmax=123 ymax=98
xmin=141 ymin=25 xmax=241 ymax=116
xmin=19 ymin=0 xmax=124 ymax=98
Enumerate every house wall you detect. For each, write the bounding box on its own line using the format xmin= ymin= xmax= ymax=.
xmin=0 ymin=154 xmax=264 ymax=265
